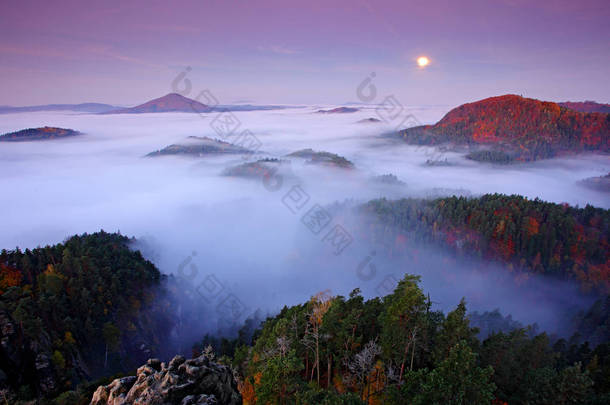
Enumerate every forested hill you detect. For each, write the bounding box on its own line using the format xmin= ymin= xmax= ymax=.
xmin=0 ymin=226 xmax=608 ymax=404
xmin=399 ymin=95 xmax=610 ymax=161
xmin=362 ymin=194 xmax=610 ymax=293
xmin=0 ymin=127 xmax=81 ymax=142
xmin=0 ymin=231 xmax=175 ymax=402
xmin=215 ymin=276 xmax=610 ymax=404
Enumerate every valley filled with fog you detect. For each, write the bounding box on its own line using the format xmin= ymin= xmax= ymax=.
xmin=0 ymin=106 xmax=608 ymax=335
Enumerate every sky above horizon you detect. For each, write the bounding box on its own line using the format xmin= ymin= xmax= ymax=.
xmin=1 ymin=0 xmax=609 ymax=107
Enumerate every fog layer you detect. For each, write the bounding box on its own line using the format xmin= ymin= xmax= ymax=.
xmin=0 ymin=107 xmax=607 ymax=336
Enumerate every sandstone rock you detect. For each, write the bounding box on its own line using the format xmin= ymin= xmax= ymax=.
xmin=90 ymin=354 xmax=241 ymax=405
xmin=181 ymin=394 xmax=217 ymax=404
xmin=148 ymin=358 xmax=162 ymax=371
xmin=35 ymin=353 xmax=57 ymax=395
xmin=169 ymin=355 xmax=185 ymax=372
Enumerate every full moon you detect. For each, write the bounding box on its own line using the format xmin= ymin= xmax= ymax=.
xmin=417 ymin=56 xmax=430 ymax=68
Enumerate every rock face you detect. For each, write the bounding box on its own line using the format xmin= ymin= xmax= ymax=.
xmin=90 ymin=355 xmax=242 ymax=405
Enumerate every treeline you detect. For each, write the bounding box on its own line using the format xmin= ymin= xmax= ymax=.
xmin=205 ymin=276 xmax=609 ymax=404
xmin=362 ymin=194 xmax=610 ymax=293
xmin=0 ymin=231 xmax=174 ymax=402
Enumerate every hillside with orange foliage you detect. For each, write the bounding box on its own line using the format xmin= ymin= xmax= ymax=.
xmin=400 ymin=95 xmax=610 ymax=161
xmin=0 ymin=263 xmax=22 ymax=292
xmin=364 ymin=194 xmax=610 ymax=294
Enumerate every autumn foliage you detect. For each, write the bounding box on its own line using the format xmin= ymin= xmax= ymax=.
xmin=400 ymin=95 xmax=610 ymax=161
xmin=224 ymin=276 xmax=608 ymax=404
xmin=364 ymin=194 xmax=610 ymax=293
xmin=0 ymin=263 xmax=22 ymax=293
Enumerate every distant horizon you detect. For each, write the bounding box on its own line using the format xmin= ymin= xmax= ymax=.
xmin=2 ymin=91 xmax=609 ymax=110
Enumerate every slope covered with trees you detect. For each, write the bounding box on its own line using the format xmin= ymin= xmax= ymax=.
xmin=287 ymin=149 xmax=355 ymax=169
xmin=0 ymin=231 xmax=174 ymax=402
xmin=399 ymin=95 xmax=610 ymax=161
xmin=208 ymin=276 xmax=609 ymax=404
xmin=362 ymin=194 xmax=610 ymax=293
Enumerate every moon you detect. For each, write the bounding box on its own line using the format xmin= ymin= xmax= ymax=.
xmin=417 ymin=56 xmax=430 ymax=68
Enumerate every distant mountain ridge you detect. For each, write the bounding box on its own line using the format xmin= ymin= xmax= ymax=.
xmin=0 ymin=103 xmax=119 ymax=114
xmin=104 ymin=93 xmax=211 ymax=114
xmin=559 ymin=101 xmax=610 ymax=114
xmin=0 ymin=96 xmax=288 ymax=115
xmin=400 ymin=94 xmax=610 ymax=161
xmin=103 ymin=93 xmax=289 ymax=114
xmin=317 ymin=107 xmax=359 ymax=114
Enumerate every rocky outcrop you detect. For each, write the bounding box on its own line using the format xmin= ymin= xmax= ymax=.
xmin=90 ymin=355 xmax=242 ymax=405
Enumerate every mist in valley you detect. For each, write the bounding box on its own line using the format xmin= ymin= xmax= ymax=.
xmin=0 ymin=107 xmax=608 ymax=347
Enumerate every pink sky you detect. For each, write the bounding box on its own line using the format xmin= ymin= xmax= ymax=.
xmin=1 ymin=0 xmax=609 ymax=106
